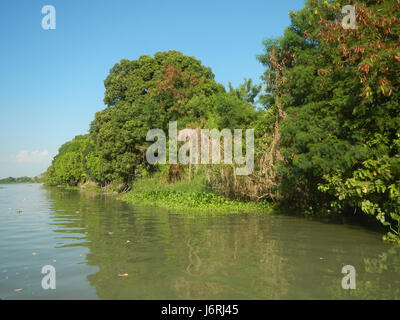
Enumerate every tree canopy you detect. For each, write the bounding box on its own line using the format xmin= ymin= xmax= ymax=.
xmin=45 ymin=1 xmax=400 ymax=243
xmin=45 ymin=51 xmax=259 ymax=187
xmin=255 ymin=0 xmax=400 ymax=241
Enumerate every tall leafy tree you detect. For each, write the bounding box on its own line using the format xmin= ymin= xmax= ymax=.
xmin=89 ymin=51 xmax=224 ymax=185
xmin=258 ymin=0 xmax=400 ymax=241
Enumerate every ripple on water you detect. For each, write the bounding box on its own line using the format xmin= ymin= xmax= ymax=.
xmin=1 ymin=184 xmax=400 ymax=300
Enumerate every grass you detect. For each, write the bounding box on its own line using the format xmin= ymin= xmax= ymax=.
xmin=51 ymin=171 xmax=274 ymax=214
xmin=119 ymin=172 xmax=273 ymax=214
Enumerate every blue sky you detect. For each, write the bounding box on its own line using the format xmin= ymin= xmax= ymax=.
xmin=0 ymin=0 xmax=304 ymax=178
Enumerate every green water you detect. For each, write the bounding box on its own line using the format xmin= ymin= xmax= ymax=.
xmin=1 ymin=183 xmax=400 ymax=300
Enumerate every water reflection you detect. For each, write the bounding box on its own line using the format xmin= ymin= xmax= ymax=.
xmin=44 ymin=186 xmax=400 ymax=299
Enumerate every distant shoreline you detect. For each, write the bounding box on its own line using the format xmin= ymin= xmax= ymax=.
xmin=0 ymin=176 xmax=42 ymax=184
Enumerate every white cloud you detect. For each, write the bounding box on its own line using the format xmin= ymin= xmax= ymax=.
xmin=15 ymin=149 xmax=51 ymax=163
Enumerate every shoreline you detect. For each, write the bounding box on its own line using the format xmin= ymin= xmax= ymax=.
xmin=118 ymin=190 xmax=274 ymax=214
xmin=43 ymin=176 xmax=274 ymax=214
xmin=33 ymin=182 xmax=399 ymax=243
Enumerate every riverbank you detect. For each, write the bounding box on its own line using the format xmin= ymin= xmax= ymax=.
xmin=119 ymin=190 xmax=272 ymax=214
xmin=52 ymin=173 xmax=274 ymax=214
xmin=42 ymin=176 xmax=399 ymax=244
xmin=118 ymin=174 xmax=273 ymax=214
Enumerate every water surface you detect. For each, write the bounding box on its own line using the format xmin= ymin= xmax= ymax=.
xmin=1 ymin=183 xmax=399 ymax=299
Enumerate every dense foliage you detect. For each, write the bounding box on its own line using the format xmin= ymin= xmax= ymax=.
xmin=45 ymin=51 xmax=259 ymax=188
xmin=255 ymin=0 xmax=400 ymax=242
xmin=45 ymin=135 xmax=90 ymax=185
xmin=45 ymin=1 xmax=400 ymax=243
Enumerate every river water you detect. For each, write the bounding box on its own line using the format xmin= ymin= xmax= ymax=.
xmin=0 ymin=183 xmax=399 ymax=300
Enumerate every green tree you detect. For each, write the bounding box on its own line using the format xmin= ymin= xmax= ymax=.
xmin=45 ymin=135 xmax=91 ymax=186
xmin=228 ymin=78 xmax=262 ymax=105
xmin=258 ymin=0 xmax=400 ymax=242
xmin=90 ymin=51 xmax=225 ymax=186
